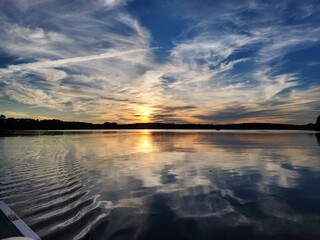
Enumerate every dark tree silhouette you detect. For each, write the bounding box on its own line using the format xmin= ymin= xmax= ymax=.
xmin=1 ymin=115 xmax=320 ymax=130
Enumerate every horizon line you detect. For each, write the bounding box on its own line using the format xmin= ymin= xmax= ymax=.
xmin=0 ymin=115 xmax=317 ymax=127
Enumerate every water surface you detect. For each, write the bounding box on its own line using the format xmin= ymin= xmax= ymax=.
xmin=1 ymin=130 xmax=320 ymax=239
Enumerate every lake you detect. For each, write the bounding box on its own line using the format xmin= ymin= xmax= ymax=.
xmin=0 ymin=130 xmax=320 ymax=240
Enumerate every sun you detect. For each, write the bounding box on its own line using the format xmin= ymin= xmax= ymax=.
xmin=140 ymin=109 xmax=152 ymax=122
xmin=143 ymin=109 xmax=150 ymax=116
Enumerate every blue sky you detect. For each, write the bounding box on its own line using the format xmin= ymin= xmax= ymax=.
xmin=0 ymin=0 xmax=319 ymax=124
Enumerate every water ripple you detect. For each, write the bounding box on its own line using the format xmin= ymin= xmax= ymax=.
xmin=1 ymin=131 xmax=320 ymax=240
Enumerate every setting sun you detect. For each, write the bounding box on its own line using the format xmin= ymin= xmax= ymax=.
xmin=143 ymin=109 xmax=150 ymax=116
xmin=140 ymin=109 xmax=152 ymax=123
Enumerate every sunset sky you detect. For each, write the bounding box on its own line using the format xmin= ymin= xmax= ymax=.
xmin=0 ymin=0 xmax=319 ymax=124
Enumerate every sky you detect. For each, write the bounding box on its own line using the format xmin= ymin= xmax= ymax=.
xmin=0 ymin=0 xmax=319 ymax=124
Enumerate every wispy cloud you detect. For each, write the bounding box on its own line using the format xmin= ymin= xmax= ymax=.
xmin=0 ymin=0 xmax=319 ymax=123
xmin=99 ymin=0 xmax=132 ymax=8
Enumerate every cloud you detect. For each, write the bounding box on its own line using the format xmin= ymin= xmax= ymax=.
xmin=1 ymin=111 xmax=30 ymax=118
xmin=194 ymin=106 xmax=286 ymax=123
xmin=0 ymin=0 xmax=319 ymax=123
xmin=99 ymin=0 xmax=132 ymax=8
xmin=0 ymin=23 xmax=73 ymax=60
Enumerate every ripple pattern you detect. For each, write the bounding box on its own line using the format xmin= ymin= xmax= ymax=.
xmin=0 ymin=135 xmax=109 ymax=240
xmin=1 ymin=131 xmax=320 ymax=240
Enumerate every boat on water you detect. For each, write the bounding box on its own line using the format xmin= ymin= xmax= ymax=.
xmin=0 ymin=201 xmax=40 ymax=240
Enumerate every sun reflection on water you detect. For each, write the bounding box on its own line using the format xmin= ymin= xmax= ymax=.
xmin=143 ymin=140 xmax=149 ymax=148
xmin=138 ymin=130 xmax=153 ymax=152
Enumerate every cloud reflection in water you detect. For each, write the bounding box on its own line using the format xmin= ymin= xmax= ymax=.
xmin=0 ymin=130 xmax=319 ymax=239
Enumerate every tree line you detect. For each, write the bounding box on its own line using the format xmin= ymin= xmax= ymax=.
xmin=0 ymin=114 xmax=319 ymax=131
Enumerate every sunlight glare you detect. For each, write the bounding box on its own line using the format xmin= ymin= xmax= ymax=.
xmin=143 ymin=109 xmax=150 ymax=116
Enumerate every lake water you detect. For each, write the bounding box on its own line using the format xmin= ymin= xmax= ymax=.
xmin=0 ymin=130 xmax=320 ymax=240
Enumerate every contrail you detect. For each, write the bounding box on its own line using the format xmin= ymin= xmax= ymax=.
xmin=0 ymin=48 xmax=150 ymax=73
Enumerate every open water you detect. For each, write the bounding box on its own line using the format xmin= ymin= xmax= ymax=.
xmin=0 ymin=130 xmax=320 ymax=239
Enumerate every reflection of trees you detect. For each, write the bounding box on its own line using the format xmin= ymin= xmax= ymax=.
xmin=316 ymin=134 xmax=320 ymax=146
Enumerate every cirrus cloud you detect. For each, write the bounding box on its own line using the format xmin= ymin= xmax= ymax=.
xmin=0 ymin=0 xmax=319 ymax=124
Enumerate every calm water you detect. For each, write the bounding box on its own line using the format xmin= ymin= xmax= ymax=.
xmin=0 ymin=130 xmax=320 ymax=240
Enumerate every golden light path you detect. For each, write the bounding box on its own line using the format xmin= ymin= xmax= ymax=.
xmin=139 ymin=130 xmax=153 ymax=153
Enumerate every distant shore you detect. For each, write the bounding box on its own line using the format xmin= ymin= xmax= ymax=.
xmin=1 ymin=116 xmax=319 ymax=131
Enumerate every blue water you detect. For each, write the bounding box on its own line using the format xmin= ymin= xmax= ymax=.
xmin=0 ymin=130 xmax=320 ymax=239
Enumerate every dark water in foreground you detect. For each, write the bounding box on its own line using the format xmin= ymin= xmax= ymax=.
xmin=0 ymin=130 xmax=320 ymax=240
